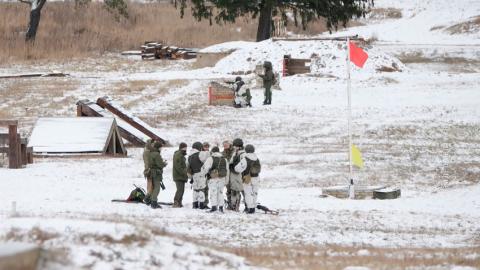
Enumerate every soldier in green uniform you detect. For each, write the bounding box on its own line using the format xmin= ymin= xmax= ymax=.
xmin=148 ymin=141 xmax=167 ymax=209
xmin=142 ymin=139 xmax=154 ymax=205
xmin=259 ymin=61 xmax=275 ymax=105
xmin=172 ymin=142 xmax=188 ymax=208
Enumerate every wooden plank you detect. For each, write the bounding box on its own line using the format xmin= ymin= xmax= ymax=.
xmin=9 ymin=124 xmax=19 ymax=169
xmin=97 ymin=97 xmax=166 ymax=145
xmin=0 ymin=73 xmax=68 ymax=79
xmin=0 ymin=120 xmax=18 ymax=126
xmin=77 ymin=100 xmax=146 ymax=147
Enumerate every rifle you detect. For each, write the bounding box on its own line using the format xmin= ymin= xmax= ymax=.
xmin=256 ymin=204 xmax=279 ymax=215
xmin=159 ymin=180 xmax=166 ymax=190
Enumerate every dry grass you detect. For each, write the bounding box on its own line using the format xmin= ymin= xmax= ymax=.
xmin=445 ymin=16 xmax=480 ymax=34
xmin=397 ymin=51 xmax=480 ymax=64
xmin=368 ymin=8 xmax=402 ymax=20
xmin=0 ymin=1 xmax=328 ymax=62
xmin=0 ymin=78 xmax=79 ymax=119
xmin=227 ymin=245 xmax=480 ymax=270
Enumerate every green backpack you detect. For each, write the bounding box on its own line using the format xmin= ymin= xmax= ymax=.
xmin=127 ymin=186 xmax=146 ymax=202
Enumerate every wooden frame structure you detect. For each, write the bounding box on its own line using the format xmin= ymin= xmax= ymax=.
xmin=282 ymin=55 xmax=311 ymax=76
xmin=0 ymin=120 xmax=33 ymax=169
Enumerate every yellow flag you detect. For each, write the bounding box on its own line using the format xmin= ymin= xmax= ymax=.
xmin=351 ymin=144 xmax=364 ymax=169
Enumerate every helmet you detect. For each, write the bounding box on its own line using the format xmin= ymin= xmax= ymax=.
xmin=232 ymin=138 xmax=243 ymax=147
xmin=192 ymin=141 xmax=203 ymax=151
xmin=245 ymin=144 xmax=255 ymax=153
xmin=153 ymin=141 xmax=162 ymax=149
xmin=211 ymin=146 xmax=220 ymax=153
xmin=235 ymin=76 xmax=242 ymax=82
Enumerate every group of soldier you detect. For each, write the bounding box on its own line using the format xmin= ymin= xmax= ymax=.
xmin=233 ymin=61 xmax=275 ymax=108
xmin=142 ymin=138 xmax=261 ymax=213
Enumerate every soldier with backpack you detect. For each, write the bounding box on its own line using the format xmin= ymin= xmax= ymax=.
xmin=188 ymin=142 xmax=208 ymax=209
xmin=232 ymin=77 xmax=251 ymax=108
xmin=259 ymin=61 xmax=275 ymax=105
xmin=228 ymin=138 xmax=247 ymax=211
xmin=148 ymin=141 xmax=167 ymax=209
xmin=222 ymin=141 xmax=234 ymax=208
xmin=242 ymin=144 xmax=261 ymax=214
xmin=142 ymin=139 xmax=154 ymax=205
xmin=202 ymin=146 xmax=229 ymax=213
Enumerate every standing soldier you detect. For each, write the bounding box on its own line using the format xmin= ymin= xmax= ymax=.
xmin=188 ymin=142 xmax=207 ymax=209
xmin=229 ymin=138 xmax=247 ymax=211
xmin=202 ymin=142 xmax=211 ymax=208
xmin=202 ymin=146 xmax=229 ymax=213
xmin=148 ymin=141 xmax=167 ymax=209
xmin=259 ymin=61 xmax=275 ymax=105
xmin=172 ymin=142 xmax=188 ymax=208
xmin=242 ymin=144 xmax=261 ymax=214
xmin=142 ymin=139 xmax=154 ymax=205
xmin=222 ymin=141 xmax=233 ymax=208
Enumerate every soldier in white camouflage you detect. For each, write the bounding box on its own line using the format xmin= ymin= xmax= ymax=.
xmin=202 ymin=146 xmax=229 ymax=213
xmin=242 ymin=144 xmax=261 ymax=214
xmin=228 ymin=138 xmax=247 ymax=211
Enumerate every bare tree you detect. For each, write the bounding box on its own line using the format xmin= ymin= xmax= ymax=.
xmin=19 ymin=0 xmax=47 ymax=42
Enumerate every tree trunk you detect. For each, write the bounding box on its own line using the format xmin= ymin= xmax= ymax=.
xmin=25 ymin=0 xmax=47 ymax=42
xmin=256 ymin=2 xmax=272 ymax=42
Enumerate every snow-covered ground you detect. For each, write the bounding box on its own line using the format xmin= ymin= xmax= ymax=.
xmin=1 ymin=0 xmax=480 ymax=269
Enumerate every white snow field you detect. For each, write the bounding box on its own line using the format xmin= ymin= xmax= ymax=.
xmin=1 ymin=0 xmax=480 ymax=269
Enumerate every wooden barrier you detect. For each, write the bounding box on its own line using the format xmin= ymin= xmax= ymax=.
xmin=208 ymin=82 xmax=235 ymax=106
xmin=0 ymin=120 xmax=32 ymax=168
xmin=283 ymin=55 xmax=311 ymax=76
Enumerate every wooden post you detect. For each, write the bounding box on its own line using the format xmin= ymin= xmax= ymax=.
xmin=17 ymin=134 xmax=22 ymax=167
xmin=21 ymin=142 xmax=27 ymax=165
xmin=27 ymin=147 xmax=34 ymax=164
xmin=77 ymin=104 xmax=83 ymax=116
xmin=8 ymin=124 xmax=19 ymax=169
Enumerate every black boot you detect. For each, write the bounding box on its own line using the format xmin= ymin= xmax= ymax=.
xmin=151 ymin=201 xmax=162 ymax=209
xmin=193 ymin=202 xmax=199 ymax=209
xmin=219 ymin=206 xmax=224 ymax=213
xmin=199 ymin=202 xmax=206 ymax=209
xmin=247 ymin=208 xmax=255 ymax=214
xmin=143 ymin=196 xmax=151 ymax=206
xmin=209 ymin=206 xmax=218 ymax=212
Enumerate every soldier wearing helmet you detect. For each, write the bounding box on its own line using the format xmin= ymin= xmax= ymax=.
xmin=228 ymin=138 xmax=247 ymax=211
xmin=232 ymin=77 xmax=250 ymax=108
xmin=188 ymin=141 xmax=208 ymax=209
xmin=242 ymin=144 xmax=261 ymax=214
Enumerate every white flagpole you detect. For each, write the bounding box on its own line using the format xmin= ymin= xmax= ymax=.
xmin=346 ymin=38 xmax=355 ymax=199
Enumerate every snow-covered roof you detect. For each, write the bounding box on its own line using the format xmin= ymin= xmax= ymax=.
xmin=28 ymin=117 xmax=119 ymax=154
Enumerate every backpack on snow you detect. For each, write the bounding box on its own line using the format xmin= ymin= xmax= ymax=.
xmin=127 ymin=185 xmax=146 ymax=202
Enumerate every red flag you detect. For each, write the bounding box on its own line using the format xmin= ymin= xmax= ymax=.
xmin=349 ymin=41 xmax=368 ymax=68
